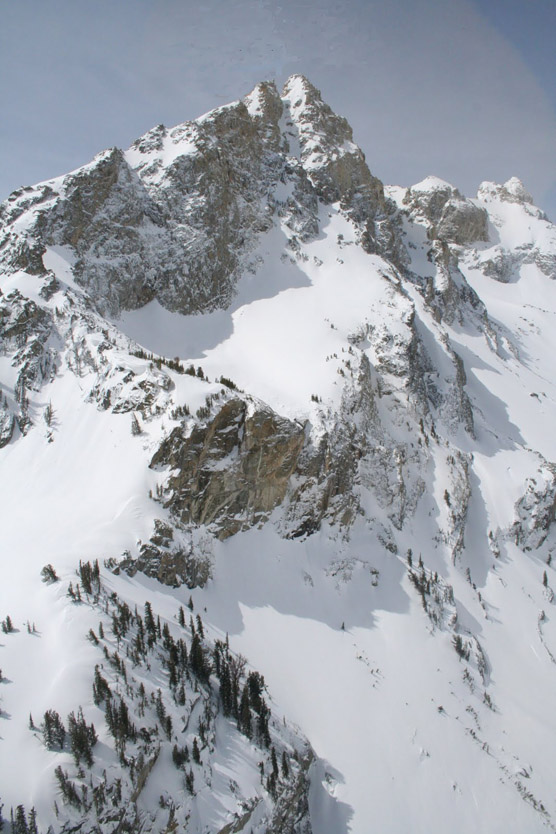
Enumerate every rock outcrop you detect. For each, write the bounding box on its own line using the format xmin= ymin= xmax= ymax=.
xmin=404 ymin=176 xmax=488 ymax=245
xmin=151 ymin=399 xmax=306 ymax=538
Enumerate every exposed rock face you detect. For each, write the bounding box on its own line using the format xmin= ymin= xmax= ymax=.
xmin=436 ymin=198 xmax=488 ymax=245
xmin=151 ymin=399 xmax=306 ymax=539
xmin=404 ymin=177 xmax=488 ymax=245
xmin=0 ymin=396 xmax=14 ymax=447
xmin=0 ymin=287 xmax=57 ymax=432
xmin=472 ymin=179 xmax=556 ymax=281
xmin=150 ymin=345 xmax=432 ymax=542
xmin=0 ymin=76 xmax=401 ymax=318
xmin=512 ymin=466 xmax=556 ymax=551
xmin=118 ymin=520 xmax=213 ymax=588
xmin=43 ymin=148 xmax=163 ymax=314
xmin=282 ymin=75 xmax=384 ymax=214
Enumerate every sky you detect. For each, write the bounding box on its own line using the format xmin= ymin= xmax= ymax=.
xmin=1 ymin=0 xmax=555 ymax=218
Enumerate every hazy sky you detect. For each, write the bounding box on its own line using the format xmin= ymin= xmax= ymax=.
xmin=1 ymin=0 xmax=555 ymax=217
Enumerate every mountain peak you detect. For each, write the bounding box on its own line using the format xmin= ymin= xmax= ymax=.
xmin=2 ymin=75 xmax=556 ymax=834
xmin=478 ymin=176 xmax=534 ymax=205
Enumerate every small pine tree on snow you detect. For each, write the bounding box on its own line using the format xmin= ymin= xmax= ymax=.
xmin=40 ymin=564 xmax=58 ymax=583
xmin=14 ymin=806 xmax=28 ymax=834
xmin=44 ymin=401 xmax=54 ymax=427
xmin=192 ymin=737 xmax=201 ymax=764
xmin=67 ymin=707 xmax=96 ymax=767
xmin=131 ymin=413 xmax=142 ymax=435
xmin=281 ymin=750 xmax=289 ymax=779
xmin=187 ymin=596 xmax=194 ymax=611
xmin=247 ymin=671 xmax=265 ymax=715
xmin=543 ymin=570 xmax=548 ymax=587
xmin=453 ymin=634 xmax=469 ymax=661
xmin=1 ymin=616 xmax=13 ymax=634
xmin=27 ymin=809 xmax=37 ymax=834
xmin=219 ymin=663 xmax=233 ymax=717
xmin=256 ymin=699 xmax=271 ymax=747
xmin=43 ymin=709 xmax=66 ymax=749
xmin=189 ymin=633 xmax=208 ymax=681
xmin=172 ymin=744 xmax=189 ymax=768
xmin=271 ymin=746 xmax=279 ymax=779
xmin=178 ymin=606 xmax=185 ymax=627
xmin=266 ymin=772 xmax=277 ymax=799
xmin=144 ymin=602 xmax=156 ymax=646
xmin=238 ymin=684 xmax=252 ymax=739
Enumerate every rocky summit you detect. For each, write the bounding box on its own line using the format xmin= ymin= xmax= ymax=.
xmin=1 ymin=75 xmax=556 ymax=834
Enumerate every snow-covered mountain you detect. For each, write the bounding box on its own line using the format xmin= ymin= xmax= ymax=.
xmin=1 ymin=74 xmax=556 ymax=833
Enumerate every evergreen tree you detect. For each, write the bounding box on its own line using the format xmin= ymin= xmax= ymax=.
xmin=155 ymin=689 xmax=166 ymax=724
xmin=144 ymin=602 xmax=156 ymax=647
xmin=271 ymin=746 xmax=279 ymax=779
xmin=238 ymin=684 xmax=252 ymax=738
xmin=192 ymin=737 xmax=201 ymax=764
xmin=219 ymin=663 xmax=233 ymax=717
xmin=14 ymin=806 xmax=28 ymax=834
xmin=27 ymin=809 xmax=38 ymax=834
xmin=189 ymin=633 xmax=208 ymax=681
xmin=131 ymin=413 xmax=142 ymax=435
xmin=256 ymin=698 xmax=271 ymax=747
xmin=67 ymin=707 xmax=96 ymax=767
xmin=172 ymin=744 xmax=189 ymax=768
xmin=40 ymin=564 xmax=58 ymax=583
xmin=43 ymin=709 xmax=66 ymax=749
xmin=92 ymin=666 xmax=111 ymax=706
xmin=248 ymin=671 xmax=265 ymax=715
